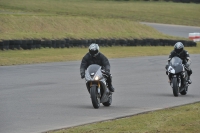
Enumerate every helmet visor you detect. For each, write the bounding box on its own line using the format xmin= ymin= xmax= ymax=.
xmin=89 ymin=49 xmax=98 ymax=56
xmin=175 ymin=48 xmax=183 ymax=54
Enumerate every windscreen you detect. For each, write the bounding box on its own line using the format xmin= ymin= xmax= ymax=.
xmin=170 ymin=57 xmax=182 ymax=67
xmin=87 ymin=64 xmax=101 ymax=74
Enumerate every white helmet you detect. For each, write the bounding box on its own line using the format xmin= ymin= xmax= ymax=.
xmin=174 ymin=42 xmax=184 ymax=54
xmin=89 ymin=43 xmax=99 ymax=57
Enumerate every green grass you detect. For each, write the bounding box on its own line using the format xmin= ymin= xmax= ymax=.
xmin=0 ymin=16 xmax=177 ymax=40
xmin=0 ymin=0 xmax=199 ymax=26
xmin=0 ymin=1 xmax=200 ymax=132
xmin=46 ymin=102 xmax=200 ymax=133
xmin=0 ymin=43 xmax=199 ymax=66
xmin=0 ymin=0 xmax=199 ymax=40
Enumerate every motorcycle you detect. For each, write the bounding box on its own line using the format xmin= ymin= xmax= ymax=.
xmin=167 ymin=57 xmax=190 ymax=97
xmin=85 ymin=64 xmax=112 ymax=109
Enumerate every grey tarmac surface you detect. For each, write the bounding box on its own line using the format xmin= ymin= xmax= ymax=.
xmin=0 ymin=54 xmax=200 ymax=133
xmin=1 ymin=23 xmax=200 ymax=133
xmin=141 ymin=22 xmax=200 ymax=38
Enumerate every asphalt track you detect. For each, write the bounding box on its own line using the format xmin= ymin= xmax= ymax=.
xmin=141 ymin=22 xmax=200 ymax=38
xmin=0 ymin=24 xmax=200 ymax=133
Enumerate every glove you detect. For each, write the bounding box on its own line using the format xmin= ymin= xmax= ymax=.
xmin=185 ymin=63 xmax=189 ymax=68
xmin=81 ymin=73 xmax=85 ymax=79
xmin=165 ymin=64 xmax=169 ymax=70
xmin=166 ymin=71 xmax=168 ymax=75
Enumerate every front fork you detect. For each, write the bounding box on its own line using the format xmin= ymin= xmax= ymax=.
xmin=90 ymin=82 xmax=101 ymax=97
xmin=169 ymin=74 xmax=181 ymax=88
xmin=170 ymin=73 xmax=186 ymax=88
xmin=178 ymin=76 xmax=181 ymax=88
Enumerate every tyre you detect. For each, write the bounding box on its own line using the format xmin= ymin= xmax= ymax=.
xmin=172 ymin=77 xmax=179 ymax=97
xmin=90 ymin=86 xmax=100 ymax=109
xmin=20 ymin=40 xmax=27 ymax=49
xmin=9 ymin=40 xmax=15 ymax=50
xmin=52 ymin=40 xmax=56 ymax=48
xmin=103 ymin=94 xmax=112 ymax=107
xmin=15 ymin=40 xmax=21 ymax=50
xmin=33 ymin=40 xmax=41 ymax=49
xmin=27 ymin=40 xmax=34 ymax=49
xmin=3 ymin=40 xmax=9 ymax=50
xmin=48 ymin=40 xmax=53 ymax=48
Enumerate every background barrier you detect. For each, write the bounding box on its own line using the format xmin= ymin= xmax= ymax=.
xmin=108 ymin=0 xmax=200 ymax=3
xmin=0 ymin=38 xmax=197 ymax=50
xmin=189 ymin=33 xmax=200 ymax=42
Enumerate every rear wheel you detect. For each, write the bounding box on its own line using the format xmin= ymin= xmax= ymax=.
xmin=172 ymin=77 xmax=179 ymax=97
xmin=90 ymin=86 xmax=100 ymax=109
xmin=103 ymin=94 xmax=112 ymax=106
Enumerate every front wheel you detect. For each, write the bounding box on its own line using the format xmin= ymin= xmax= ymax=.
xmin=90 ymin=86 xmax=100 ymax=109
xmin=172 ymin=77 xmax=179 ymax=97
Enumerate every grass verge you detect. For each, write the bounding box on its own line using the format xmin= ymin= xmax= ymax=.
xmin=46 ymin=102 xmax=200 ymax=133
xmin=0 ymin=16 xmax=177 ymax=40
xmin=0 ymin=0 xmax=199 ymax=40
xmin=0 ymin=1 xmax=199 ymax=132
xmin=0 ymin=42 xmax=199 ymax=66
xmin=0 ymin=0 xmax=199 ymax=26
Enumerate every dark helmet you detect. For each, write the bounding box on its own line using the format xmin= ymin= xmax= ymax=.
xmin=89 ymin=43 xmax=99 ymax=57
xmin=174 ymin=42 xmax=184 ymax=54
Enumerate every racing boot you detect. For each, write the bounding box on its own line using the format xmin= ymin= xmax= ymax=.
xmin=108 ymin=83 xmax=115 ymax=92
xmin=105 ymin=72 xmax=115 ymax=92
xmin=188 ymin=76 xmax=192 ymax=84
xmin=168 ymin=75 xmax=171 ymax=83
xmin=187 ymin=70 xmax=192 ymax=84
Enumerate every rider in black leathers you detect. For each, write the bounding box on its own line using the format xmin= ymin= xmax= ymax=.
xmin=80 ymin=43 xmax=115 ymax=92
xmin=165 ymin=42 xmax=192 ymax=84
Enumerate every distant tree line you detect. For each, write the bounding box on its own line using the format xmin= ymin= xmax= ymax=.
xmin=98 ymin=0 xmax=200 ymax=3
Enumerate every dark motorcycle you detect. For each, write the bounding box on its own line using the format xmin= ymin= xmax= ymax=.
xmin=167 ymin=57 xmax=190 ymax=97
xmin=85 ymin=64 xmax=112 ymax=109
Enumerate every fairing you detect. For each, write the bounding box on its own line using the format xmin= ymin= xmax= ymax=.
xmin=85 ymin=64 xmax=103 ymax=81
xmin=169 ymin=57 xmax=184 ymax=74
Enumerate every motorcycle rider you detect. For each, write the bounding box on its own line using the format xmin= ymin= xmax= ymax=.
xmin=165 ymin=42 xmax=192 ymax=84
xmin=80 ymin=43 xmax=115 ymax=92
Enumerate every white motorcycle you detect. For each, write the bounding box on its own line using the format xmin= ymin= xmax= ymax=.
xmin=167 ymin=57 xmax=190 ymax=97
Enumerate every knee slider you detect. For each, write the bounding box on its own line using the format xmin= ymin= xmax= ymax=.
xmin=188 ymin=70 xmax=192 ymax=76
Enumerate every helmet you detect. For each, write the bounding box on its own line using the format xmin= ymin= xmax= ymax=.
xmin=89 ymin=43 xmax=99 ymax=57
xmin=174 ymin=42 xmax=184 ymax=54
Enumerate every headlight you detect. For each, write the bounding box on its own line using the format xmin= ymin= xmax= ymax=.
xmin=168 ymin=66 xmax=175 ymax=74
xmin=94 ymin=76 xmax=99 ymax=80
